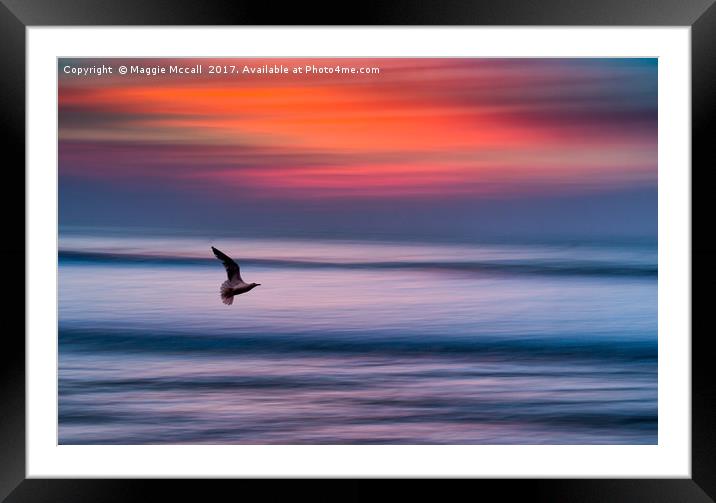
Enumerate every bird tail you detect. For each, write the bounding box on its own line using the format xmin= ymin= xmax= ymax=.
xmin=220 ymin=281 xmax=234 ymax=306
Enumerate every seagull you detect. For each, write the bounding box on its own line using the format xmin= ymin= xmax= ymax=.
xmin=211 ymin=246 xmax=261 ymax=305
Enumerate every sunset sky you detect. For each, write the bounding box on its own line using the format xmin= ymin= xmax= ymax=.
xmin=58 ymin=58 xmax=657 ymax=242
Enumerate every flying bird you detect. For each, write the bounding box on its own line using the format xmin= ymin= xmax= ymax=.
xmin=211 ymin=246 xmax=261 ymax=305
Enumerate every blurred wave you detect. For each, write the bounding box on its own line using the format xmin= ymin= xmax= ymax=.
xmin=60 ymin=327 xmax=656 ymax=361
xmin=59 ymin=249 xmax=656 ymax=278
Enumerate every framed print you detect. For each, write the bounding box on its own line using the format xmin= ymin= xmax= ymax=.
xmin=3 ymin=0 xmax=715 ymax=501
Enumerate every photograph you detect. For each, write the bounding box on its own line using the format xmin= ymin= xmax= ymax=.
xmin=57 ymin=57 xmax=658 ymax=445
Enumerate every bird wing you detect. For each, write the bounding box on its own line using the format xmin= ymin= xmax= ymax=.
xmin=211 ymin=246 xmax=244 ymax=283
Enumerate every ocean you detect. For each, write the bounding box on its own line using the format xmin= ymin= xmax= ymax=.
xmin=58 ymin=232 xmax=657 ymax=444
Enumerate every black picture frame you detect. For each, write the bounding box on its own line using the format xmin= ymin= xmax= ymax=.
xmin=2 ymin=1 xmax=713 ymax=501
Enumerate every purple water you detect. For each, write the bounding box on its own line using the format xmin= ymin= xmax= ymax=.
xmin=58 ymin=233 xmax=657 ymax=444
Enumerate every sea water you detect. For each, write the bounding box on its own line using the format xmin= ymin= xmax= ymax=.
xmin=58 ymin=232 xmax=657 ymax=444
